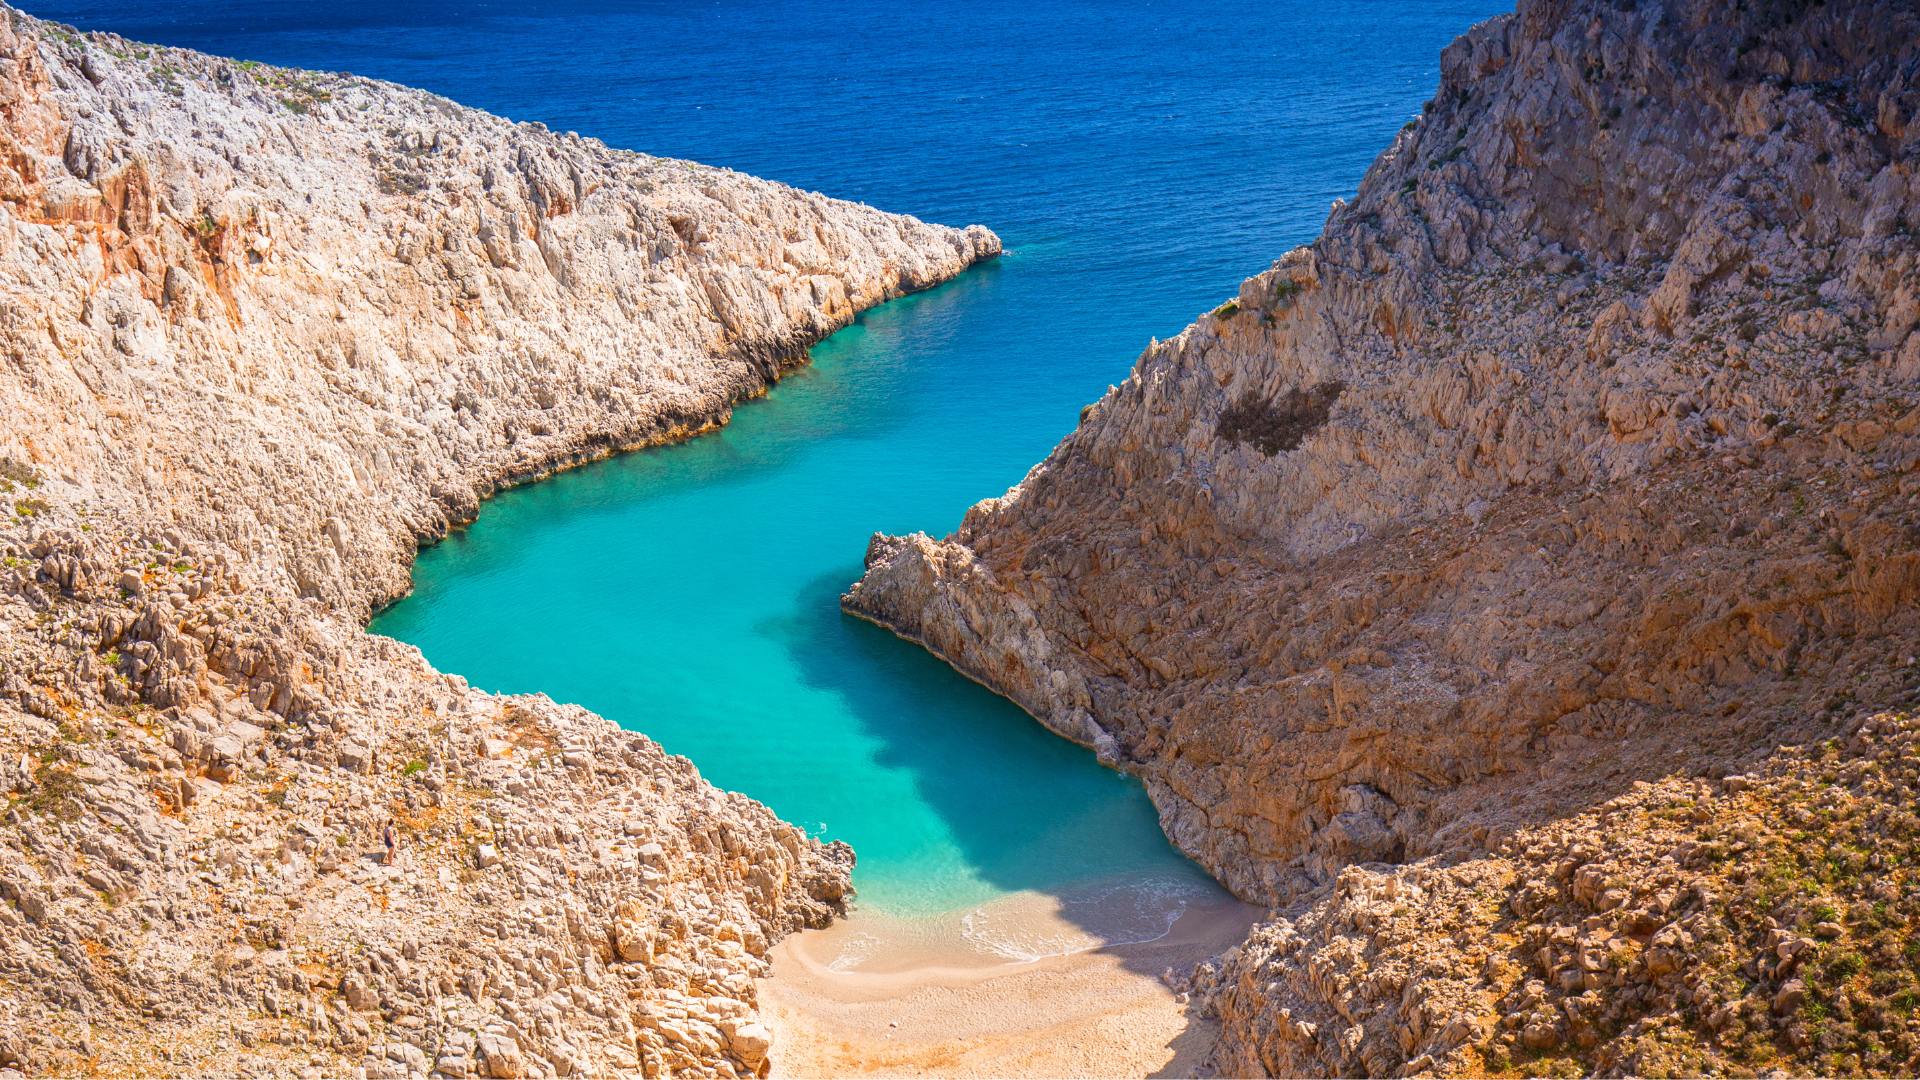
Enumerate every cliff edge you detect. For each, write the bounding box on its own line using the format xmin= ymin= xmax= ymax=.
xmin=0 ymin=7 xmax=996 ymax=1078
xmin=846 ymin=0 xmax=1920 ymax=1074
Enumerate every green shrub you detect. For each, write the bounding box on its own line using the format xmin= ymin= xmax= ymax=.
xmin=1826 ymin=951 xmax=1866 ymax=981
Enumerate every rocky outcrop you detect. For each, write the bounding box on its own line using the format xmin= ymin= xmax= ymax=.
xmin=0 ymin=7 xmax=995 ymax=626
xmin=1180 ymin=710 xmax=1920 ymax=1078
xmin=846 ymin=0 xmax=1920 ymax=1074
xmin=0 ymin=535 xmax=852 ymax=1078
xmin=0 ymin=5 xmax=995 ymax=1077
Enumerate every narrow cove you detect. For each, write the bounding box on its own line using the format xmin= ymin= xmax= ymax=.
xmin=307 ymin=0 xmax=1510 ymax=992
xmin=368 ymin=263 xmax=1238 ymax=969
xmin=53 ymin=0 xmax=1528 ymax=1052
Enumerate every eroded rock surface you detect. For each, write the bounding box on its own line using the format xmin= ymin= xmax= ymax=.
xmin=1182 ymin=711 xmax=1920 ymax=1077
xmin=846 ymin=0 xmax=1920 ymax=1074
xmin=0 ymin=5 xmax=995 ymax=625
xmin=0 ymin=5 xmax=995 ymax=1077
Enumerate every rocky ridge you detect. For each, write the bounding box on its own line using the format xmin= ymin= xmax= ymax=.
xmin=0 ymin=6 xmax=996 ymax=624
xmin=844 ymin=0 xmax=1920 ymax=1074
xmin=0 ymin=5 xmax=996 ymax=1078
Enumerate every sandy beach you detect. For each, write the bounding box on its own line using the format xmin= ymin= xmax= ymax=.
xmin=759 ymin=892 xmax=1263 ymax=1078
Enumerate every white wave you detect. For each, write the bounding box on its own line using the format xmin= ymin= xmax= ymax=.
xmin=826 ymin=930 xmax=884 ymax=973
xmin=957 ymin=875 xmax=1216 ymax=963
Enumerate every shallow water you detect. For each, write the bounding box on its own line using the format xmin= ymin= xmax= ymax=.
xmin=39 ymin=0 xmax=1503 ymax=964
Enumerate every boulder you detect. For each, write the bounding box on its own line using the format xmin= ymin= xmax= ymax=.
xmin=477 ymin=1032 xmax=525 ymax=1079
xmin=720 ymin=1019 xmax=773 ymax=1067
xmin=612 ymin=903 xmax=653 ymax=962
xmin=338 ymin=741 xmax=372 ymax=773
xmin=1774 ymin=979 xmax=1807 ymax=1016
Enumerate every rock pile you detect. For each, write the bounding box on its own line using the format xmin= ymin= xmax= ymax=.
xmin=0 ymin=4 xmax=995 ymax=1076
xmin=843 ymin=0 xmax=1920 ymax=1074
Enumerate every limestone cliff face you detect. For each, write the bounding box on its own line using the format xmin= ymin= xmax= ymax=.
xmin=847 ymin=0 xmax=1920 ymax=1074
xmin=0 ymin=7 xmax=995 ymax=624
xmin=0 ymin=6 xmax=995 ymax=1078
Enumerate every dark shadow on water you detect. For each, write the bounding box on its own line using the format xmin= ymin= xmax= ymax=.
xmin=765 ymin=564 xmax=1228 ymax=915
xmin=768 ymin=568 xmax=1252 ymax=1068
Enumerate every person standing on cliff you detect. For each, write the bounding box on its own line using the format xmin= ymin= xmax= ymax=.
xmin=383 ymin=819 xmax=398 ymax=866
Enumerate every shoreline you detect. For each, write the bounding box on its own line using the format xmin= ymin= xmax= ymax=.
xmin=760 ymin=893 xmax=1262 ymax=1078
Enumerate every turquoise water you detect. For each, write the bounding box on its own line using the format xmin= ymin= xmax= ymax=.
xmin=44 ymin=0 xmax=1504 ymax=955
xmin=367 ymin=268 xmax=1224 ymax=926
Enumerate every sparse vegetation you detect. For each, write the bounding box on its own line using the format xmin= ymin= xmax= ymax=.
xmin=25 ymin=757 xmax=84 ymax=820
xmin=0 ymin=457 xmax=38 ymax=486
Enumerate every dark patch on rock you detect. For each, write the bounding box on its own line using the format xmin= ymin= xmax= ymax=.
xmin=1216 ymin=381 xmax=1346 ymax=455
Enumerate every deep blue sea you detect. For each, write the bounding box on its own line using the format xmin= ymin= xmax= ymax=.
xmin=38 ymin=0 xmax=1502 ymax=962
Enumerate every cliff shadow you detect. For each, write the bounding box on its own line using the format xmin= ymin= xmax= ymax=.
xmin=1148 ymin=1018 xmax=1225 ymax=1079
xmin=765 ymin=565 xmax=1255 ymax=933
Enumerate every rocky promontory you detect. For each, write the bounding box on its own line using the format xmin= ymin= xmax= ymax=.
xmin=847 ymin=0 xmax=1920 ymax=1074
xmin=0 ymin=6 xmax=996 ymax=1077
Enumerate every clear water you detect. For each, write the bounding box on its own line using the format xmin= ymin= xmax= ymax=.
xmin=39 ymin=0 xmax=1503 ymax=957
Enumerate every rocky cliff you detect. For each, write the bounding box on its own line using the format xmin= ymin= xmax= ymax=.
xmin=0 ymin=6 xmax=996 ymax=1077
xmin=845 ymin=0 xmax=1920 ymax=1074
